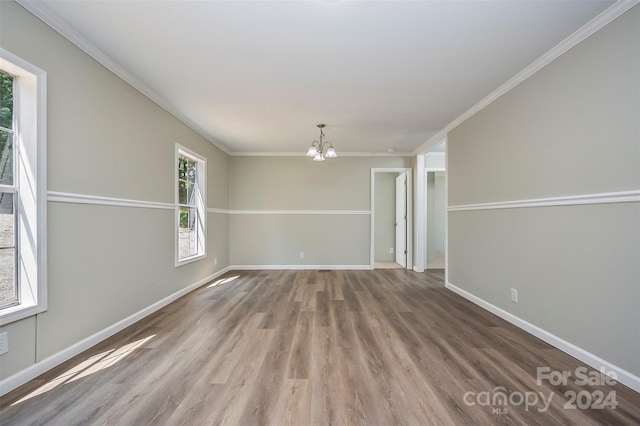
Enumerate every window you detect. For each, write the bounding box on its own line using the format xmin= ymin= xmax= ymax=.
xmin=0 ymin=71 xmax=17 ymax=309
xmin=175 ymin=145 xmax=206 ymax=266
xmin=0 ymin=49 xmax=47 ymax=326
xmin=0 ymin=71 xmax=20 ymax=309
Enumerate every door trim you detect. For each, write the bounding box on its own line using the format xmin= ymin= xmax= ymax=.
xmin=415 ymin=151 xmax=447 ymax=273
xmin=395 ymin=172 xmax=408 ymax=267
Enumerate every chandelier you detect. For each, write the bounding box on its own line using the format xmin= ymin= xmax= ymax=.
xmin=306 ymin=124 xmax=337 ymax=161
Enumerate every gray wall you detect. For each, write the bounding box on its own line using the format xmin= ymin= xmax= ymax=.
xmin=0 ymin=1 xmax=230 ymax=380
xmin=448 ymin=6 xmax=639 ymax=376
xmin=374 ymin=173 xmax=397 ymax=262
xmin=229 ymin=156 xmax=411 ymax=266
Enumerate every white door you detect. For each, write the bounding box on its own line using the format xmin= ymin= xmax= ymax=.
xmin=395 ymin=172 xmax=407 ymax=267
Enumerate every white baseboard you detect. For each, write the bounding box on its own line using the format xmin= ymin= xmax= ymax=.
xmin=446 ymin=282 xmax=640 ymax=393
xmin=0 ymin=267 xmax=231 ymax=397
xmin=230 ymin=264 xmax=372 ymax=271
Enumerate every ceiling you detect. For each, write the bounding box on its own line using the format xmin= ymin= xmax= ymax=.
xmin=24 ymin=0 xmax=614 ymax=155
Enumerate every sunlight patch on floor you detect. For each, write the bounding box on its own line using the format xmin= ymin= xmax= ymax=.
xmin=11 ymin=335 xmax=155 ymax=406
xmin=207 ymin=275 xmax=240 ymax=288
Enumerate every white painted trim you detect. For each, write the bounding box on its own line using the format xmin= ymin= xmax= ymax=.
xmin=448 ymin=190 xmax=640 ymax=212
xmin=229 ymin=209 xmax=370 ymax=215
xmin=414 ymin=156 xmax=426 ymax=273
xmin=175 ymin=144 xmax=207 ymax=268
xmin=174 ymin=253 xmax=207 ymax=268
xmin=415 ymin=146 xmax=448 ymax=274
xmin=413 ymin=0 xmax=639 ymax=155
xmin=370 ymin=168 xmax=413 ymax=271
xmin=445 ymin=282 xmax=640 ymax=393
xmin=207 ymin=208 xmax=228 ymax=214
xmin=16 ymin=0 xmax=636 ymax=158
xmin=48 ymin=191 xmax=175 ymax=210
xmin=36 ymin=53 xmax=48 ymax=326
xmin=0 ymin=48 xmax=48 ymax=326
xmin=0 ymin=267 xmax=232 ymax=397
xmin=47 ymin=192 xmax=369 ymax=216
xmin=230 ymin=265 xmax=372 ymax=271
xmin=15 ymin=0 xmax=230 ymax=155
xmin=230 ymin=151 xmax=410 ymax=157
xmin=444 ymin=142 xmax=449 ymax=285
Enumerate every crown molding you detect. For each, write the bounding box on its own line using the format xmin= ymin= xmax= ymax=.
xmin=413 ymin=0 xmax=639 ymax=155
xmin=16 ymin=0 xmax=231 ymax=155
xmin=19 ymin=0 xmax=636 ymax=158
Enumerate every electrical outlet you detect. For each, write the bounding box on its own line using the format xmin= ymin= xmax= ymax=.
xmin=510 ymin=288 xmax=518 ymax=303
xmin=0 ymin=332 xmax=8 ymax=356
xmin=299 ymin=252 xmax=305 ymax=259
xmin=390 ymin=248 xmax=394 ymax=254
xmin=214 ymin=257 xmax=218 ymax=266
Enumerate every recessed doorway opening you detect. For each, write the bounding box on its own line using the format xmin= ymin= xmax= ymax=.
xmin=370 ymin=168 xmax=413 ymax=270
xmin=426 ymin=171 xmax=446 ymax=270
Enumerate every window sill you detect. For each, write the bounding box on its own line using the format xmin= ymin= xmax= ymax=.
xmin=0 ymin=302 xmax=46 ymax=326
xmin=175 ymin=253 xmax=207 ymax=268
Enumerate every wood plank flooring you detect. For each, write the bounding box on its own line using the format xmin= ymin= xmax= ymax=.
xmin=1 ymin=269 xmax=639 ymax=425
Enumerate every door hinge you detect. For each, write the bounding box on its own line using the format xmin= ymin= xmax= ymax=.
xmin=404 ymin=250 xmax=407 ymax=254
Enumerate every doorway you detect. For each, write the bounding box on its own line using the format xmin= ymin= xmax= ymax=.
xmin=370 ymin=168 xmax=412 ymax=270
xmin=414 ymin=148 xmax=446 ymax=274
xmin=426 ymin=171 xmax=446 ymax=269
xmin=395 ymin=172 xmax=407 ymax=267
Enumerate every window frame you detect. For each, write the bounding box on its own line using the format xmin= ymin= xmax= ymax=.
xmin=175 ymin=144 xmax=206 ymax=267
xmin=0 ymin=48 xmax=48 ymax=326
xmin=0 ymin=72 xmax=18 ymax=310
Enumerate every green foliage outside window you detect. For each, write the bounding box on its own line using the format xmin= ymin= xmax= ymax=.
xmin=0 ymin=72 xmax=12 ymax=130
xmin=0 ymin=73 xmax=13 ymax=186
xmin=178 ymin=156 xmax=197 ymax=229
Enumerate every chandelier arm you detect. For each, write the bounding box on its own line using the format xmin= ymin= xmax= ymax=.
xmin=308 ymin=123 xmax=336 ymax=159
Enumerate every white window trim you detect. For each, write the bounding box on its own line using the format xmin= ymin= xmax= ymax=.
xmin=0 ymin=48 xmax=47 ymax=326
xmin=175 ymin=144 xmax=206 ymax=267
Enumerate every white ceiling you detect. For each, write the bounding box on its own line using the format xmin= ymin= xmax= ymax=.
xmin=26 ymin=0 xmax=614 ymax=155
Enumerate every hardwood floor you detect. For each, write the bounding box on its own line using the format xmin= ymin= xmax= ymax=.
xmin=1 ymin=270 xmax=639 ymax=425
xmin=373 ymin=262 xmax=403 ymax=270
